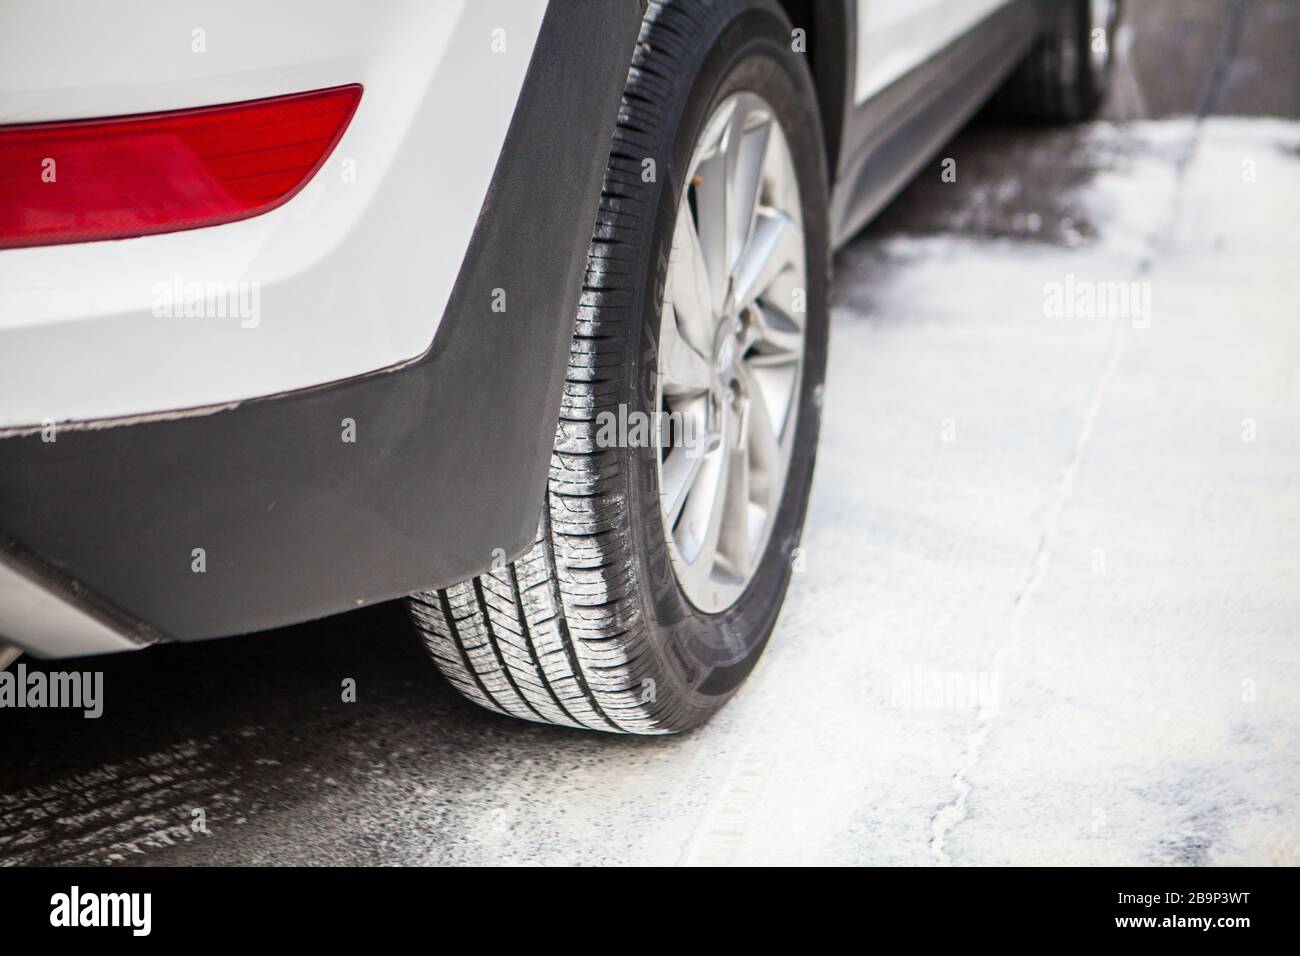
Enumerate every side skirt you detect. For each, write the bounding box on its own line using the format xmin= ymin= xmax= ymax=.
xmin=829 ymin=0 xmax=1046 ymax=247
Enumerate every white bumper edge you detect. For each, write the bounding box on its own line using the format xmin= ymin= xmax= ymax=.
xmin=0 ymin=544 xmax=156 ymax=658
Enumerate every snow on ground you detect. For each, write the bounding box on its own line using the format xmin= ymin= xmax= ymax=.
xmin=784 ymin=118 xmax=1300 ymax=865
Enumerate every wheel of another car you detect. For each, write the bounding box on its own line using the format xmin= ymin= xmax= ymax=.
xmin=997 ymin=0 xmax=1122 ymax=122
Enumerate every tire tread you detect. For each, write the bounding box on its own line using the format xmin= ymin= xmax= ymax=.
xmin=406 ymin=0 xmax=702 ymax=735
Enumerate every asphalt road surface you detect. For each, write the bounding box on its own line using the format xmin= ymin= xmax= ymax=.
xmin=3 ymin=1 xmax=1298 ymax=866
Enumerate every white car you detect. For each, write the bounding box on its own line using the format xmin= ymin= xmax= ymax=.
xmin=0 ymin=0 xmax=1119 ymax=732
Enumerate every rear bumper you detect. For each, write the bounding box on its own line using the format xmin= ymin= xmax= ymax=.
xmin=0 ymin=1 xmax=642 ymax=655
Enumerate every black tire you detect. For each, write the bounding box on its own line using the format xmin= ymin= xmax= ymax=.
xmin=996 ymin=0 xmax=1122 ymax=122
xmin=405 ymin=0 xmax=829 ymax=734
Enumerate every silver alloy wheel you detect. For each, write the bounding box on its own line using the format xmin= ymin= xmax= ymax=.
xmin=655 ymin=91 xmax=807 ymax=614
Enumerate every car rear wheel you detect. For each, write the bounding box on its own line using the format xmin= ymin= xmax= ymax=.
xmin=405 ymin=0 xmax=829 ymax=734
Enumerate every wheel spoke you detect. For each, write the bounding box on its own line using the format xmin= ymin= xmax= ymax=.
xmin=660 ymin=417 xmax=716 ymax=528
xmin=694 ymin=95 xmax=773 ymax=315
xmin=731 ymin=208 xmax=801 ymax=314
xmin=668 ymin=203 xmax=717 ymax=356
xmin=724 ymin=102 xmax=772 ymax=288
xmin=715 ymin=401 xmax=754 ymax=580
xmin=696 ymin=404 xmax=740 ymax=576
xmin=741 ymin=362 xmax=785 ymax=501
xmin=692 ymin=104 xmax=735 ymax=314
xmin=658 ymin=301 xmax=712 ymax=398
xmin=675 ymin=419 xmax=729 ymax=570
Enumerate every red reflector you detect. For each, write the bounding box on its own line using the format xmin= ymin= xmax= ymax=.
xmin=0 ymin=84 xmax=362 ymax=249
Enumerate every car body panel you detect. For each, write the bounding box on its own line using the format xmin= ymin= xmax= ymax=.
xmin=0 ymin=0 xmax=546 ymax=429
xmin=853 ymin=0 xmax=1017 ymax=103
xmin=831 ymin=0 xmax=1042 ymax=246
